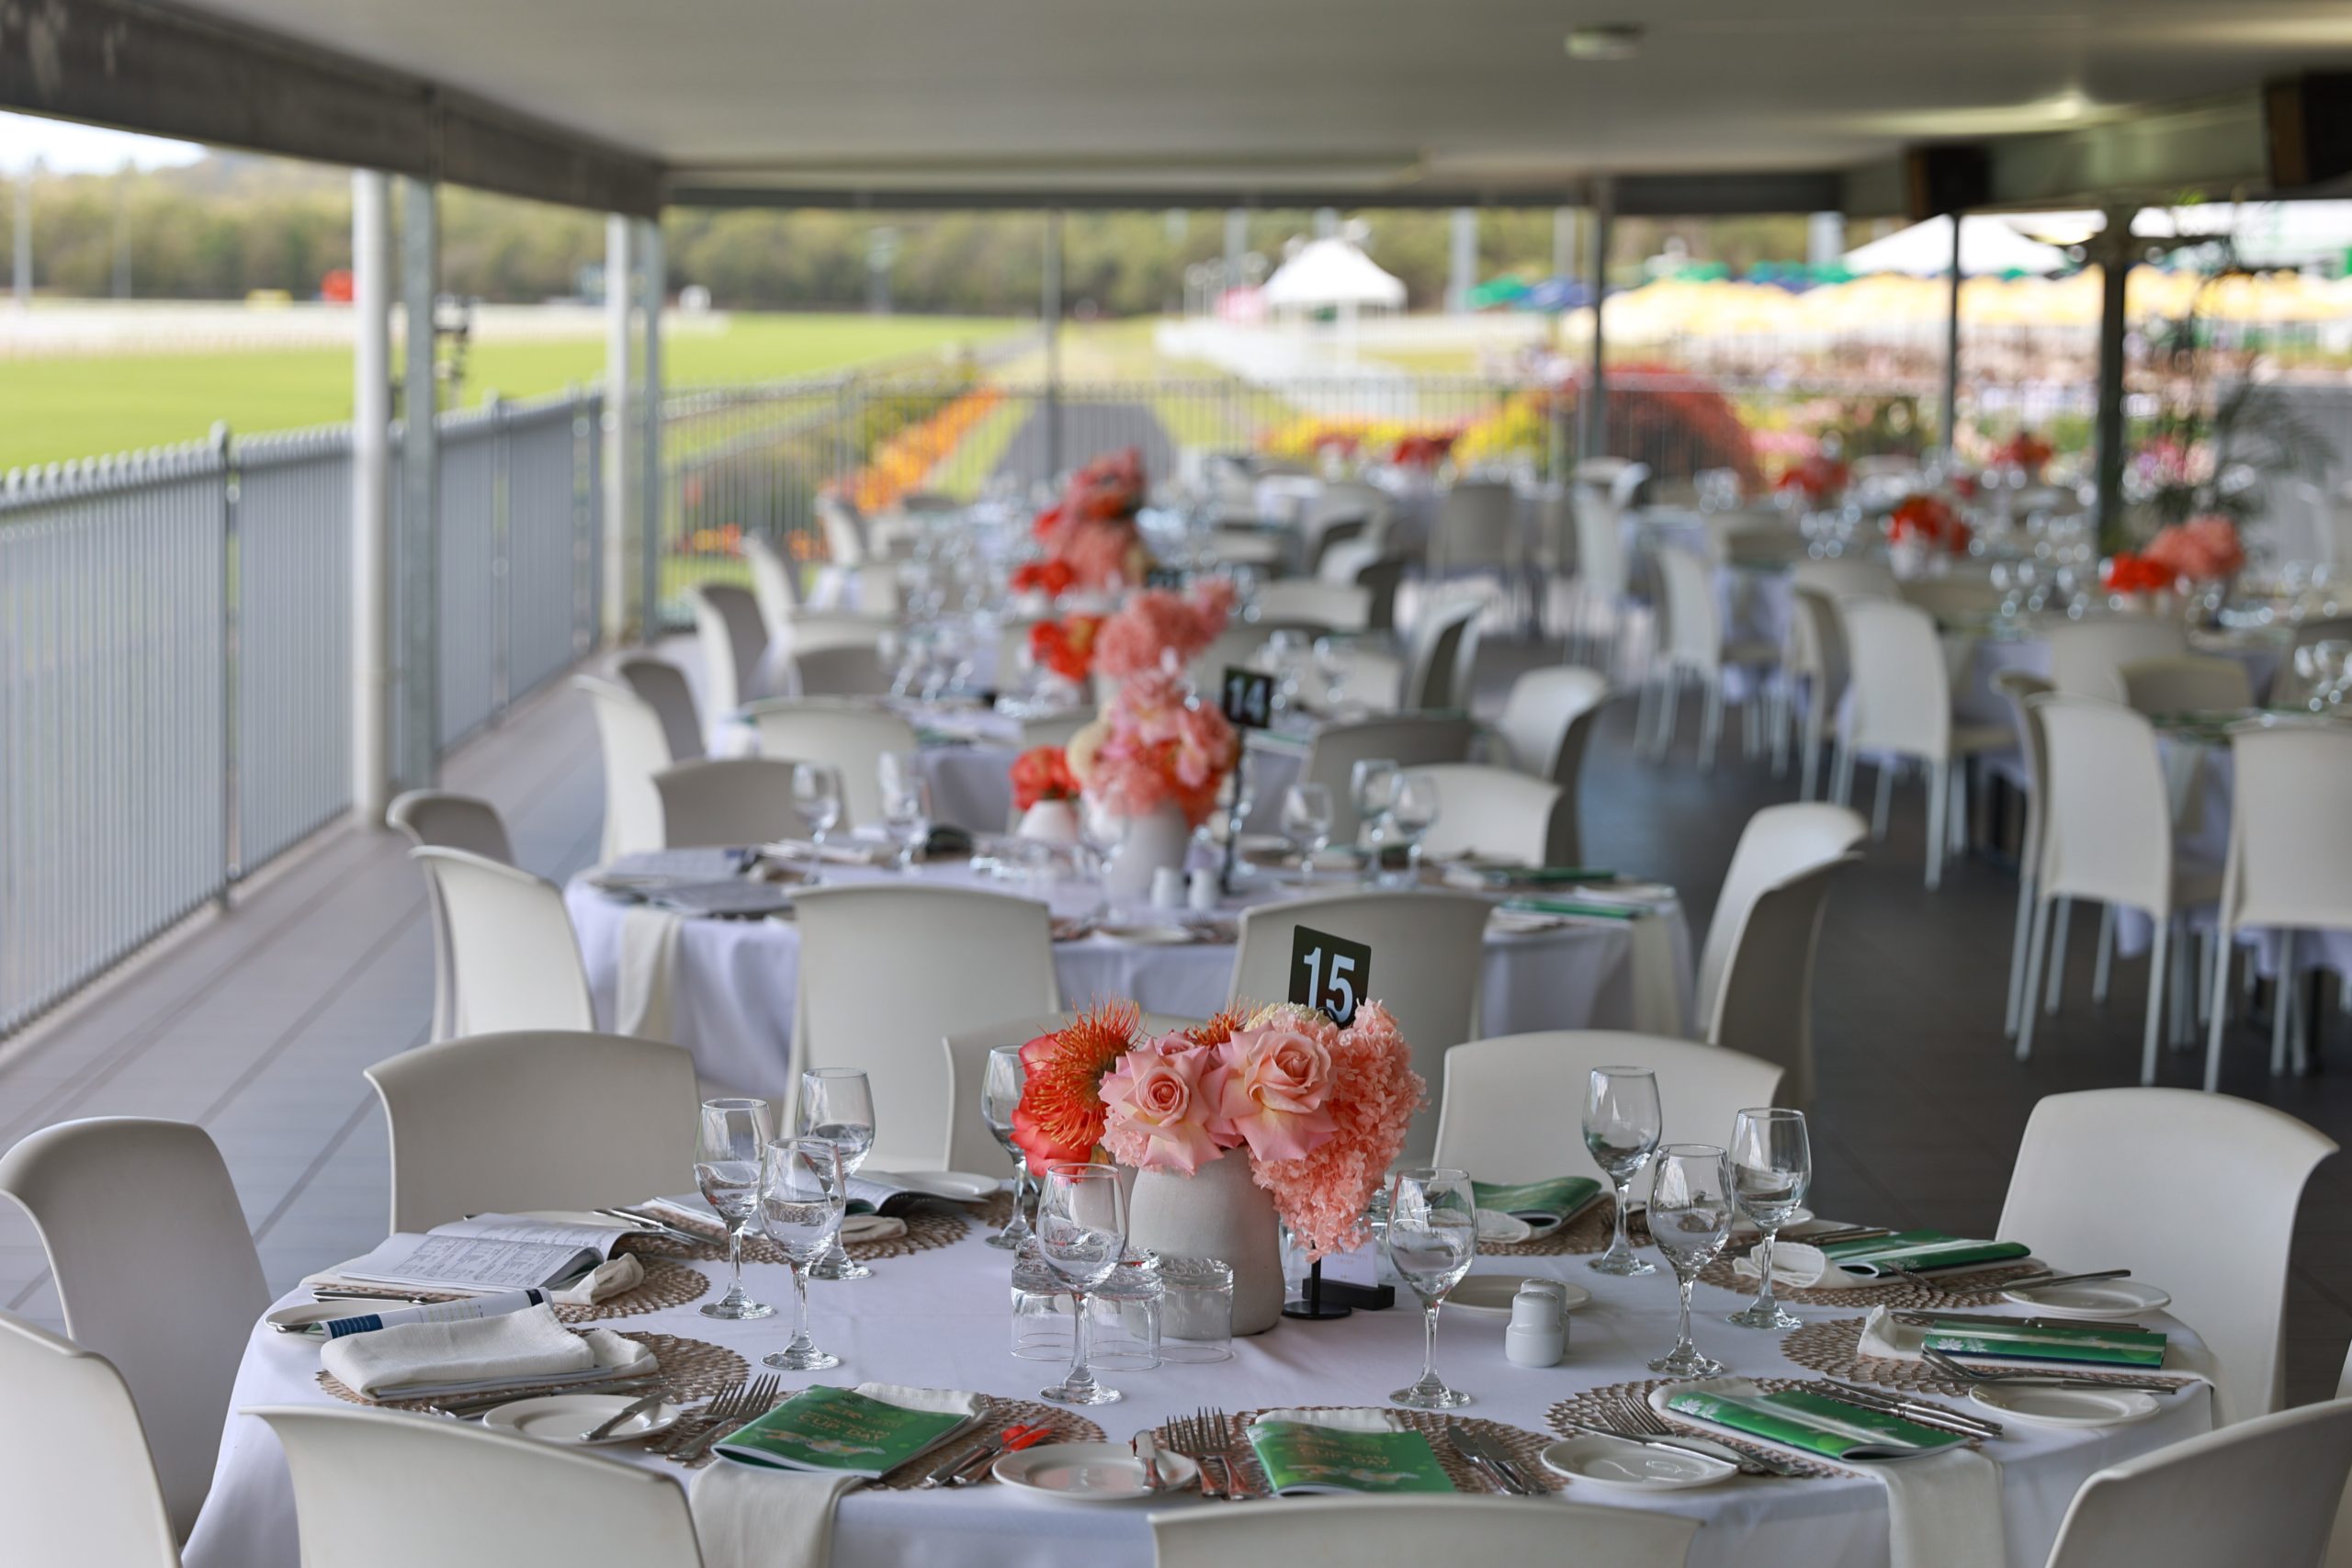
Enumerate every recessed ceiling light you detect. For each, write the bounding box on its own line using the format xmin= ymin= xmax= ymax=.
xmin=1566 ymin=24 xmax=1644 ymax=60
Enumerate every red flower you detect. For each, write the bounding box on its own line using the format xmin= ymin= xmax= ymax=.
xmin=1011 ymin=558 xmax=1076 ymax=598
xmin=1888 ymin=493 xmax=1970 ymax=554
xmin=1995 ymin=432 xmax=2055 ymax=472
xmin=1027 ymin=615 xmax=1102 ymax=682
xmin=1031 ymin=503 xmax=1066 ymax=543
xmin=1775 ymin=455 xmax=1850 ymax=502
xmin=2102 ymin=552 xmax=2174 ymax=594
xmin=1011 ymin=745 xmax=1081 ymax=812
xmin=1389 ymin=432 xmax=1458 ymax=468
xmin=1012 ymin=999 xmax=1143 ymax=1168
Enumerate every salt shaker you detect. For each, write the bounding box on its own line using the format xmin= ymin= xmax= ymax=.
xmin=1186 ymin=868 xmax=1220 ymax=912
xmin=1148 ymin=866 xmax=1188 ymax=909
xmin=1504 ymin=1281 xmax=1567 ymax=1368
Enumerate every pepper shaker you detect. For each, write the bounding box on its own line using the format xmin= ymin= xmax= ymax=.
xmin=1504 ymin=1281 xmax=1567 ymax=1367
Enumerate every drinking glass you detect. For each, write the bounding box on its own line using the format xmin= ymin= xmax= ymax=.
xmin=1727 ymin=1108 xmax=1812 ymax=1331
xmin=881 ymin=771 xmax=933 ymax=874
xmin=798 ymin=1068 xmax=877 ymax=1280
xmin=980 ymin=1045 xmax=1033 ymax=1251
xmin=1311 ymin=636 xmax=1347 ymax=710
xmin=759 ymin=1136 xmax=846 ymax=1371
xmin=791 ymin=762 xmax=843 ymax=849
xmin=1350 ymin=757 xmax=1397 ymax=877
xmin=1280 ymin=783 xmax=1334 ymax=884
xmin=1647 ymin=1145 xmax=1736 ymax=1377
xmin=1584 ymin=1066 xmax=1662 ymax=1277
xmin=695 ymin=1098 xmax=776 ymax=1320
xmin=1385 ymin=1168 xmax=1478 ymax=1409
xmin=1385 ymin=771 xmax=1440 ymax=885
xmin=1035 ymin=1162 xmax=1130 ymax=1405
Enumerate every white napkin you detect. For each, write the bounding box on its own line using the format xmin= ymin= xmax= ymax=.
xmin=842 ymin=1214 xmax=907 ymax=1245
xmin=763 ymin=838 xmax=888 ymax=867
xmin=550 ymin=1252 xmax=645 ymax=1304
xmin=1733 ymin=1241 xmax=1885 ymax=1292
xmin=1252 ymin=1408 xmax=1399 ymax=1432
xmin=320 ymin=1302 xmax=655 ymax=1399
xmin=615 ymin=905 xmax=684 ymax=1042
xmin=690 ymin=1384 xmax=979 ymax=1568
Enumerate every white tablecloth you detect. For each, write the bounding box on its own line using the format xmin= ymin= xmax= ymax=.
xmin=187 ymin=1221 xmax=2215 ymax=1568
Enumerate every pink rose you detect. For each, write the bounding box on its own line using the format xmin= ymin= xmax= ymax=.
xmin=1101 ymin=1042 xmax=1228 ymax=1174
xmin=1207 ymin=1026 xmax=1339 ymax=1162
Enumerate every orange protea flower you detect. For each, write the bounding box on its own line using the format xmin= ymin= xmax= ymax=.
xmin=1013 ymin=999 xmax=1142 ymax=1168
xmin=1174 ymin=1006 xmax=1250 ymax=1052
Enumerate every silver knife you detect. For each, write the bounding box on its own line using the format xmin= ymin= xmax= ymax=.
xmin=1821 ymin=1380 xmax=2004 ymax=1438
xmin=582 ymin=1391 xmax=669 ymax=1441
xmin=1464 ymin=1427 xmax=1542 ymax=1494
xmin=1134 ymin=1430 xmax=1170 ymax=1490
xmin=1806 ymin=1386 xmax=2000 ymax=1440
xmin=1444 ymin=1423 xmax=1521 ymax=1493
xmin=1997 ymin=1268 xmax=2132 ymax=1291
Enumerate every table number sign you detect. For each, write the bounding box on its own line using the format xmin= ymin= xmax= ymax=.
xmin=1219 ymin=666 xmax=1274 ymax=730
xmin=1143 ymin=565 xmax=1188 ymax=591
xmin=1288 ymin=925 xmax=1369 ymax=1027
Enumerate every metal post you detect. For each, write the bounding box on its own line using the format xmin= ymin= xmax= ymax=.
xmin=637 ymin=215 xmax=664 ymax=642
xmin=602 ymin=214 xmax=635 ymax=644
xmin=2093 ymin=205 xmax=2134 ymax=557
xmin=111 ymin=161 xmax=131 ymax=299
xmin=1942 ymin=211 xmax=1964 ymax=457
xmin=350 ymin=169 xmax=394 ymax=824
xmin=398 ymin=176 xmax=441 ymax=789
xmin=1042 ymin=209 xmax=1063 ymax=483
xmin=1315 ymin=207 xmax=1340 ymax=240
xmin=1223 ymin=209 xmax=1247 ymax=287
xmin=1552 ymin=208 xmax=1577 ymax=282
xmin=217 ymin=422 xmax=237 ymax=899
xmin=1447 ymin=208 xmax=1477 ymax=313
xmin=1806 ymin=211 xmax=1846 ymax=268
xmin=12 ymin=168 xmax=28 ymax=308
xmin=1584 ymin=177 xmax=1614 ymax=461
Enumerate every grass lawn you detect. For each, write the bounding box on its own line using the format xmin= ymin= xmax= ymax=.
xmin=0 ymin=312 xmax=1022 ymax=472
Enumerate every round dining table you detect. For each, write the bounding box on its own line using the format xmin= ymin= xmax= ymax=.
xmin=187 ymin=1207 xmax=2217 ymax=1568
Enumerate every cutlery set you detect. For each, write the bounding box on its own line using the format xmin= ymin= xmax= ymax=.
xmin=1565 ymin=1392 xmax=1806 ymax=1476
xmin=915 ymin=1422 xmax=1051 ymax=1488
xmin=1921 ymin=1346 xmax=2186 ymax=1397
xmin=650 ymin=1374 xmax=781 ymax=1462
xmin=1164 ymin=1408 xmax=1260 ymax=1500
xmin=1442 ymin=1420 xmax=1544 ymax=1494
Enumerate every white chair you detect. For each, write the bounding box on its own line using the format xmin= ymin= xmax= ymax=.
xmin=1691 ymin=804 xmax=1865 ymax=1105
xmin=742 ymin=529 xmax=803 ymax=643
xmin=688 ymin=581 xmax=772 ymax=716
xmin=941 ymin=1010 xmax=1197 ymax=1178
xmin=1432 ymin=1030 xmax=1784 ymax=1184
xmin=0 ymin=1312 xmax=181 ymax=1568
xmin=2330 ymin=1342 xmax=2352 ymax=1568
xmin=1897 ymin=574 xmax=2006 ymax=623
xmin=575 ymin=673 xmax=676 ymax=861
xmin=365 ymin=1031 xmax=701 ymax=1233
xmin=792 ymin=886 xmax=1059 ymax=1171
xmin=744 ymin=699 xmax=920 ymax=827
xmin=388 ymin=791 xmax=515 ymax=1041
xmin=0 ymin=1119 xmax=269 ymax=1543
xmin=1403 ymin=594 xmax=1484 ymax=712
xmin=1834 ymin=598 xmax=2011 ymax=889
xmin=1186 ymin=623 xmax=1273 ymax=694
xmin=1999 ymin=1088 xmax=2335 ymax=1426
xmin=408 ymin=847 xmax=594 ymax=1037
xmin=781 ymin=615 xmax=894 ymax=657
xmin=651 ymin=757 xmax=812 ymax=849
xmin=2044 ymin=617 xmax=2188 ymax=702
xmin=1252 ymin=580 xmax=1371 ymax=632
xmin=255 ymin=1406 xmax=706 ymax=1568
xmin=1788 ymin=556 xmax=1899 ymax=602
xmin=1300 ymin=715 xmax=1478 ymax=844
xmin=615 ymin=654 xmax=705 ymax=763
xmin=2120 ymin=654 xmax=2254 ymax=716
xmin=1149 ymin=1494 xmax=1695 ymax=1568
xmin=1428 ymin=479 xmax=1520 ymax=586
xmin=787 ymin=641 xmax=894 ymax=698
xmin=1645 ymin=544 xmax=1776 ymax=767
xmin=1413 ymin=763 xmax=1575 ymax=867
xmin=1991 ymin=669 xmax=2054 ymax=1039
xmin=1774 ymin=583 xmax=1849 ymax=801
xmin=1301 ymin=479 xmax=1396 ymax=570
xmin=1228 ymin=890 xmax=1493 ymax=1164
xmin=2206 ymin=723 xmax=2352 ymax=1088
xmin=2016 ymin=697 xmax=2220 ymax=1083
xmin=1495 ymin=664 xmax=1608 ymax=799
xmin=1312 ymin=637 xmax=1408 ymax=711
xmin=1567 ymin=485 xmax=1634 ymax=671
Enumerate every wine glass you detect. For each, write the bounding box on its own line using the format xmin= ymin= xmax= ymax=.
xmin=1078 ymin=799 xmax=1132 ymax=910
xmin=791 ymin=762 xmax=843 ymax=849
xmin=1035 ymin=1162 xmax=1129 ymax=1405
xmin=797 ymin=1067 xmax=876 ymax=1280
xmin=758 ymin=1136 xmax=846 ymax=1371
xmin=1385 ymin=1168 xmax=1478 ymax=1409
xmin=1280 ymin=783 xmax=1334 ymax=884
xmin=1349 ymin=757 xmax=1397 ymax=879
xmin=1385 ymin=771 xmax=1440 ymax=885
xmin=1584 ymin=1066 xmax=1662 ymax=1278
xmin=695 ymin=1098 xmax=776 ymax=1320
xmin=980 ymin=1045 xmax=1033 ymax=1251
xmin=1311 ymin=636 xmax=1346 ymax=711
xmin=880 ymin=769 xmax=933 ymax=874
xmin=1727 ymin=1108 xmax=1812 ymax=1331
xmin=1648 ymin=1145 xmax=1736 ymax=1378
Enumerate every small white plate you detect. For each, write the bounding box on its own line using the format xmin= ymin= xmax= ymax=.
xmin=1476 ymin=1209 xmax=1534 ymax=1246
xmin=872 ymin=1169 xmax=1002 ymax=1202
xmin=266 ymin=1299 xmax=415 ymax=1334
xmin=481 ymin=1393 xmax=683 ymax=1446
xmin=1539 ymin=1434 xmax=1736 ymax=1491
xmin=1095 ymin=923 xmax=1198 ymax=945
xmin=993 ymin=1441 xmax=1198 ymax=1501
xmin=1998 ymin=1278 xmax=2172 ymax=1320
xmin=1448 ymin=1274 xmax=1594 ymax=1320
xmin=1967 ymin=1383 xmax=2163 ymax=1429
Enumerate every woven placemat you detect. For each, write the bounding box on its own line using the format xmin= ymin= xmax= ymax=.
xmin=618 ymin=1204 xmax=975 ymax=1267
xmin=858 ymin=1397 xmax=1106 ymax=1488
xmin=1153 ymin=1406 xmax=1565 ymax=1495
xmin=317 ymin=1331 xmax=749 ymax=1411
xmin=1546 ymin=1380 xmax=1855 ymax=1479
xmin=1697 ymin=1255 xmax=2048 ymax=1309
xmin=1781 ymin=1316 xmax=2202 ymax=1396
xmin=1482 ymin=1200 xmax=1646 ymax=1258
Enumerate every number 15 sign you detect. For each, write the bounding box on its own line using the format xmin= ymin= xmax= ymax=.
xmin=1288 ymin=925 xmax=1371 ymax=1027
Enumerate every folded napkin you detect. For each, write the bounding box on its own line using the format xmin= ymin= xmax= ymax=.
xmin=690 ymin=1384 xmax=978 ymax=1568
xmin=320 ymin=1302 xmax=655 ymax=1400
xmin=842 ymin=1214 xmax=907 ymax=1245
xmin=550 ymin=1252 xmax=645 ymax=1305
xmin=763 ymin=838 xmax=888 ymax=867
xmin=1733 ymin=1241 xmax=1888 ymax=1293
xmin=615 ymin=906 xmax=684 ymax=1043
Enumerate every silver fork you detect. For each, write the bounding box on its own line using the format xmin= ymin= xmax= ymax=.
xmin=1204 ymin=1406 xmax=1256 ymax=1500
xmin=1921 ymin=1346 xmax=2185 ymax=1395
xmin=1163 ymin=1413 xmax=1220 ymax=1499
xmin=1614 ymin=1392 xmax=1805 ymax=1478
xmin=662 ymin=1375 xmax=765 ymax=1461
xmin=688 ymin=1374 xmax=782 ymax=1461
xmin=652 ymin=1376 xmax=743 ymax=1457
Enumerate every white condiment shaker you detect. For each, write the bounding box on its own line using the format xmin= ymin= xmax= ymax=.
xmin=1504 ymin=1281 xmax=1567 ymax=1368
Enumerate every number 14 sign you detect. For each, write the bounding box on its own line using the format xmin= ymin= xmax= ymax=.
xmin=1288 ymin=925 xmax=1371 ymax=1027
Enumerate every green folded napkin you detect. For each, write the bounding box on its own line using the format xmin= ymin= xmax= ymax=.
xmin=1464 ymin=863 xmax=1617 ymax=886
xmin=712 ymin=1385 xmax=971 ymax=1477
xmin=1820 ymin=1230 xmax=2030 ymax=1277
xmin=1921 ymin=1318 xmax=2168 ymax=1370
xmin=1664 ymin=1387 xmax=1966 ymax=1461
xmin=1501 ymin=897 xmax=1643 ymax=921
xmin=1472 ymin=1176 xmax=1605 ymax=1226
xmin=1245 ymin=1422 xmax=1453 ymax=1495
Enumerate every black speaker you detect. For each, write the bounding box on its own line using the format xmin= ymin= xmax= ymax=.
xmin=1904 ymin=145 xmax=1991 ymax=220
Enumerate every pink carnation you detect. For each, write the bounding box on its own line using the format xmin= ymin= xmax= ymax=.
xmin=2143 ymin=514 xmax=2245 ymax=583
xmin=1249 ymin=1001 xmax=1426 ymax=1259
xmin=1100 ymin=1039 xmax=1228 ymax=1174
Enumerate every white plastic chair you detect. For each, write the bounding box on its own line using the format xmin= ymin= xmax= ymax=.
xmin=2015 ymin=697 xmax=2221 ymax=1083
xmin=742 ymin=529 xmax=803 ymax=641
xmin=941 ymin=1010 xmax=1197 ymax=1178
xmin=0 ymin=1119 xmax=270 ymax=1543
xmin=1253 ymin=580 xmax=1372 ymax=632
xmin=1186 ymin=624 xmax=1273 ymax=694
xmin=1228 ymin=890 xmax=1493 ymax=1164
xmin=651 ymin=757 xmax=812 ymax=849
xmin=2331 ymin=1342 xmax=2352 ymax=1568
xmin=1150 ymin=1494 xmax=1695 ymax=1568
xmin=615 ymin=654 xmax=706 ymax=763
xmin=689 ymin=581 xmax=771 ymax=716
xmin=1495 ymin=664 xmax=1608 ymax=803
xmin=1775 ymin=583 xmax=1849 ymax=800
xmin=1567 ymin=484 xmax=1633 ymax=671
xmin=1413 ymin=763 xmax=1574 ymax=867
xmin=1645 ymin=544 xmax=1776 ymax=767
xmin=744 ymin=699 xmax=919 ymax=827
xmin=1432 ymin=1030 xmax=1784 ymax=1185
xmin=1403 ymin=594 xmax=1484 ymax=712
xmin=1998 ymin=1088 xmax=2335 ymax=1426
xmin=1312 ymin=637 xmax=1408 ymax=711
xmin=388 ymin=790 xmax=516 ymax=1041
xmin=787 ymin=641 xmax=894 ymax=698
xmin=1692 ymin=804 xmax=1866 ymax=1105
xmin=254 ymin=1406 xmax=706 ymax=1568
xmin=1428 ymin=479 xmax=1520 ymax=582
xmin=1788 ymin=556 xmax=1899 ymax=602
xmin=2206 ymin=723 xmax=2352 ymax=1089
xmin=0 ymin=1312 xmax=181 ymax=1568
xmin=409 ymin=847 xmax=594 ymax=1038
xmin=575 ymin=673 xmax=677 ymax=862
xmin=1834 ymin=597 xmax=2011 ymax=889
xmin=1991 ymin=669 xmax=2054 ymax=1039
xmin=2043 ymin=617 xmax=2189 ymax=702
xmin=1897 ymin=574 xmax=2007 ymax=623
xmin=365 ymin=1031 xmax=701 ymax=1233
xmin=781 ymin=615 xmax=893 ymax=657
xmin=1300 ymin=715 xmax=1478 ymax=844
xmin=2119 ymin=654 xmax=2254 ymax=716
xmin=792 ymin=885 xmax=1059 ymax=1171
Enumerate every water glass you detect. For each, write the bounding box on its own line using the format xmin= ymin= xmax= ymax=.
xmin=1035 ymin=1162 xmax=1129 ymax=1405
xmin=1157 ymin=1255 xmax=1236 ymax=1364
xmin=1384 ymin=771 xmax=1440 ymax=885
xmin=1350 ymin=757 xmax=1398 ymax=874
xmin=1385 ymin=1168 xmax=1477 ymax=1409
xmin=798 ymin=1067 xmax=876 ymax=1280
xmin=980 ymin=1045 xmax=1033 ymax=1251
xmin=695 ymin=1098 xmax=775 ymax=1320
xmin=1280 ymin=783 xmax=1334 ymax=883
xmin=1584 ymin=1066 xmax=1662 ymax=1278
xmin=1648 ymin=1145 xmax=1735 ymax=1378
xmin=1727 ymin=1108 xmax=1812 ymax=1331
xmin=881 ymin=772 xmax=933 ymax=873
xmin=759 ymin=1136 xmax=846 ymax=1370
xmin=791 ymin=762 xmax=843 ymax=848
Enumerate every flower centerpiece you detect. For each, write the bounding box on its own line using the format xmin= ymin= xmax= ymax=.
xmin=1887 ymin=492 xmax=1971 ymax=568
xmin=2143 ymin=513 xmax=2245 ymax=586
xmin=1774 ymin=453 xmax=1850 ymax=507
xmin=1024 ymin=613 xmax=1103 ymax=687
xmin=1011 ymin=745 xmax=1084 ymax=844
xmin=2101 ymin=551 xmax=2174 ymax=601
xmin=1061 ymin=669 xmax=1239 ymax=900
xmin=1389 ymin=431 xmax=1458 ymax=470
xmin=1012 ymin=998 xmax=1425 ymax=1334
xmin=1091 ymin=580 xmax=1236 ymax=682
xmin=1025 ymin=448 xmax=1152 ymax=596
xmin=1992 ymin=431 xmax=2055 ymax=478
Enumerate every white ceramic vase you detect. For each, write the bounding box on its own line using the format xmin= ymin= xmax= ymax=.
xmin=1015 ymin=798 xmax=1081 ymax=846
xmin=1091 ymin=798 xmax=1192 ymax=906
xmin=1125 ymin=1150 xmax=1285 ymax=1336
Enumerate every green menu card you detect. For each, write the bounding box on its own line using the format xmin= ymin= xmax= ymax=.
xmin=1820 ymin=1230 xmax=2030 ymax=1277
xmin=1472 ymin=1177 xmax=1605 ymax=1226
xmin=1920 ymin=1319 xmax=2168 ymax=1369
xmin=712 ymin=1386 xmax=970 ymax=1477
xmin=1664 ymin=1388 xmax=1965 ymax=1461
xmin=1245 ymin=1422 xmax=1455 ymax=1495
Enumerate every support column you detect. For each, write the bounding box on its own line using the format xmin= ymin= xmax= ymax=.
xmin=1042 ymin=209 xmax=1063 ymax=482
xmin=1806 ymin=211 xmax=1846 ymax=269
xmin=1552 ymin=208 xmax=1577 ymax=281
xmin=636 ymin=215 xmax=664 ymax=642
xmin=397 ymin=176 xmax=440 ymax=789
xmin=1223 ymin=209 xmax=1247 ymax=283
xmin=2092 ymin=204 xmax=2134 ymax=557
xmin=1942 ymin=211 xmax=1964 ymax=457
xmin=1447 ymin=207 xmax=1477 ymax=313
xmin=1583 ymin=178 xmax=1614 ymax=461
xmin=602 ymin=215 xmax=636 ymax=644
xmin=12 ymin=170 xmax=28 ymax=308
xmin=350 ymin=170 xmax=394 ymax=824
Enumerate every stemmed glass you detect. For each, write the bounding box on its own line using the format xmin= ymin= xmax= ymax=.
xmin=1727 ymin=1109 xmax=1812 ymax=1331
xmin=1584 ymin=1066 xmax=1662 ymax=1277
xmin=797 ymin=1067 xmax=876 ymax=1281
xmin=695 ymin=1098 xmax=776 ymax=1320
xmin=880 ymin=766 xmax=933 ymax=874
xmin=1384 ymin=771 xmax=1440 ymax=886
xmin=1385 ymin=1168 xmax=1478 ymax=1409
xmin=1349 ymin=757 xmax=1397 ymax=880
xmin=758 ymin=1136 xmax=846 ymax=1371
xmin=1079 ymin=799 xmax=1132 ymax=910
xmin=791 ymin=763 xmax=842 ymax=850
xmin=1280 ymin=783 xmax=1334 ymax=885
xmin=1647 ymin=1145 xmax=1736 ymax=1378
xmin=980 ymin=1045 xmax=1034 ymax=1251
xmin=1035 ymin=1162 xmax=1129 ymax=1406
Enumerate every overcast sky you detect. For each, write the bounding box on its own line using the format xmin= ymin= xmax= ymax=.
xmin=0 ymin=112 xmax=202 ymax=174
